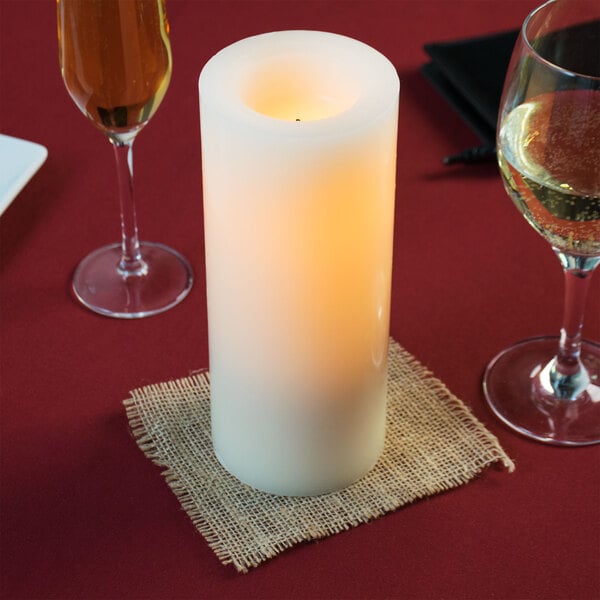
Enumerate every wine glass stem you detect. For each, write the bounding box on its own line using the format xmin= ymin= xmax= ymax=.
xmin=111 ymin=139 xmax=148 ymax=278
xmin=550 ymin=251 xmax=600 ymax=397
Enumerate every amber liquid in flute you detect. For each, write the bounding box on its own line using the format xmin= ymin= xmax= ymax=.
xmin=57 ymin=0 xmax=172 ymax=133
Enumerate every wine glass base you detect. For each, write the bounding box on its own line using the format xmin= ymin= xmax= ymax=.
xmin=483 ymin=336 xmax=600 ymax=446
xmin=72 ymin=242 xmax=193 ymax=319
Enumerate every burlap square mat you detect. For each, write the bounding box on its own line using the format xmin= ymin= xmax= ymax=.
xmin=124 ymin=338 xmax=514 ymax=572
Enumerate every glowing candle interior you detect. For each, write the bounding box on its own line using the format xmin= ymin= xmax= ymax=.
xmin=199 ymin=31 xmax=399 ymax=496
xmin=243 ymin=56 xmax=359 ymax=121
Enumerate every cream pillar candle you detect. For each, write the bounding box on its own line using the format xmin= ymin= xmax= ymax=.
xmin=199 ymin=30 xmax=399 ymax=496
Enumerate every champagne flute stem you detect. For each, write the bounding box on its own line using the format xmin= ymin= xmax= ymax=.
xmin=112 ymin=138 xmax=148 ymax=278
xmin=549 ymin=251 xmax=600 ymax=398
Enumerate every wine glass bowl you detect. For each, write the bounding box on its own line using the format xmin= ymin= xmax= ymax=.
xmin=483 ymin=0 xmax=600 ymax=445
xmin=57 ymin=0 xmax=193 ymax=318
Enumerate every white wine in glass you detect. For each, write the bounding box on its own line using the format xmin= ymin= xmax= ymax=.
xmin=484 ymin=0 xmax=600 ymax=445
xmin=58 ymin=0 xmax=193 ymax=318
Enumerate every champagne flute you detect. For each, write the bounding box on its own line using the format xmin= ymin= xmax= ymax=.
xmin=483 ymin=0 xmax=600 ymax=445
xmin=57 ymin=0 xmax=193 ymax=318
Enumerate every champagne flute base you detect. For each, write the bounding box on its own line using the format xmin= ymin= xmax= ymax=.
xmin=483 ymin=336 xmax=600 ymax=446
xmin=72 ymin=242 xmax=193 ymax=319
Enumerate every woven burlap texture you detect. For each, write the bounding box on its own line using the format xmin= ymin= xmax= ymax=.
xmin=124 ymin=338 xmax=514 ymax=573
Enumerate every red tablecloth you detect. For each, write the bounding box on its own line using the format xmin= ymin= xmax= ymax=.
xmin=2 ymin=1 xmax=599 ymax=598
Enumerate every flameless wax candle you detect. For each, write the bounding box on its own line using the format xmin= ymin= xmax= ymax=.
xmin=199 ymin=31 xmax=399 ymax=496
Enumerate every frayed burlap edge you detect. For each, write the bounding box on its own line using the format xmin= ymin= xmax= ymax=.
xmin=124 ymin=339 xmax=514 ymax=573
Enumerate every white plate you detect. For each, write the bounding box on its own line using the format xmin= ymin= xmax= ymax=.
xmin=0 ymin=134 xmax=48 ymax=216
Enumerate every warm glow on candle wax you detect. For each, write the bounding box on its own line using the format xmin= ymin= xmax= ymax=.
xmin=200 ymin=31 xmax=399 ymax=496
xmin=243 ymin=57 xmax=358 ymax=121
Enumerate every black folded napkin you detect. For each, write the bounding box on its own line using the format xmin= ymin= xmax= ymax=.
xmin=421 ymin=30 xmax=518 ymax=145
xmin=422 ymin=18 xmax=600 ymax=151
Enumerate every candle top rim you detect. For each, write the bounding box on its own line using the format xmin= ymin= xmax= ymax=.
xmin=199 ymin=30 xmax=399 ymax=136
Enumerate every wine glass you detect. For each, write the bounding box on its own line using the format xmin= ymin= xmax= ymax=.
xmin=483 ymin=0 xmax=600 ymax=445
xmin=57 ymin=0 xmax=193 ymax=318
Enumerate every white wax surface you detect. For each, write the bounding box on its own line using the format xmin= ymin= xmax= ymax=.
xmin=200 ymin=30 xmax=399 ymax=496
